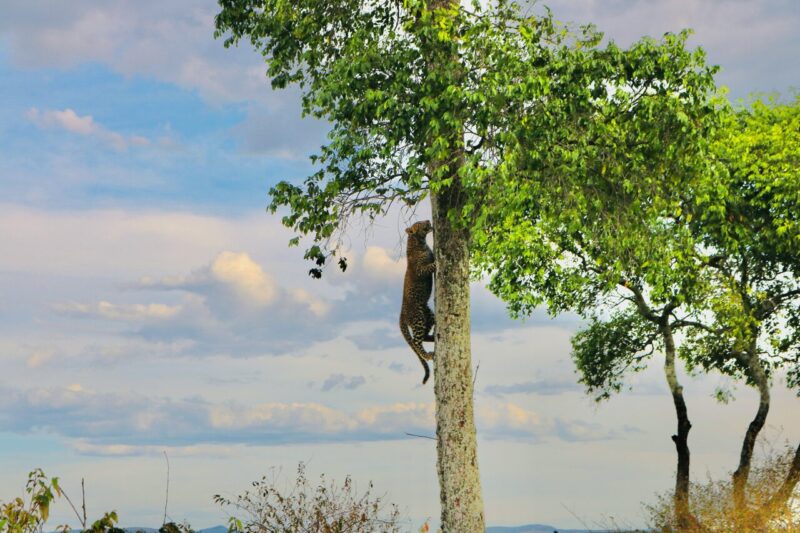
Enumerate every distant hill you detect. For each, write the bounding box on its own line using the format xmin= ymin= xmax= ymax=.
xmin=196 ymin=527 xmax=227 ymax=533
xmin=115 ymin=528 xmax=225 ymax=533
xmin=486 ymin=526 xmax=607 ymax=533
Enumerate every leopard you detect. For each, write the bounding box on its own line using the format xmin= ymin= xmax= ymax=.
xmin=399 ymin=220 xmax=436 ymax=384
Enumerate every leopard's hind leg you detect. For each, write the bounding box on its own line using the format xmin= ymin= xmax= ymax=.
xmin=423 ymin=304 xmax=435 ymax=343
xmin=411 ymin=317 xmax=434 ymax=361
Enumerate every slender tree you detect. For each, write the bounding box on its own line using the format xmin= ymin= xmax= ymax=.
xmin=682 ymin=95 xmax=800 ymax=525
xmin=215 ymin=1 xmax=720 ymax=528
xmin=471 ymin=30 xmax=720 ymax=530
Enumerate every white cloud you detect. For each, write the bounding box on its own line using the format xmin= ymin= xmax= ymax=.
xmin=0 ymin=0 xmax=314 ymax=113
xmin=26 ymin=107 xmax=155 ymax=150
xmin=290 ymin=288 xmax=330 ymax=317
xmin=209 ymin=402 xmax=355 ymax=434
xmin=68 ymin=440 xmax=240 ymax=457
xmin=357 ymin=402 xmax=434 ymax=430
xmin=28 ymin=108 xmax=97 ymax=135
xmin=321 ymin=373 xmax=367 ymax=392
xmin=0 ymin=380 xmax=634 ymax=450
xmin=209 ymin=251 xmax=278 ymax=307
xmin=540 ymin=0 xmax=800 ymax=99
xmin=100 ymin=250 xmax=346 ymax=356
xmin=2 ymin=0 xmax=795 ymax=128
xmin=0 ymin=207 xmax=293 ymax=278
xmin=137 ymin=250 xmax=322 ymax=312
xmin=25 ymin=349 xmax=56 ymax=369
xmin=478 ymin=402 xmax=549 ymax=438
xmin=362 ymin=246 xmax=406 ymax=282
xmin=52 ymin=301 xmax=181 ymax=321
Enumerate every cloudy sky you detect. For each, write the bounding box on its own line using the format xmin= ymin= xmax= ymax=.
xmin=0 ymin=0 xmax=798 ymax=530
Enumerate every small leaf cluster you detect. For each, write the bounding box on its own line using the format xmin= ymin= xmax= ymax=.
xmin=572 ymin=310 xmax=656 ymax=401
xmin=0 ymin=469 xmax=64 ymax=533
xmin=0 ymin=470 xmax=122 ymax=533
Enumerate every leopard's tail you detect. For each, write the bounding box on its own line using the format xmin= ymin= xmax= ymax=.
xmin=399 ymin=317 xmax=431 ymax=385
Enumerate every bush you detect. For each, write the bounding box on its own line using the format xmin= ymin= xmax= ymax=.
xmin=0 ymin=469 xmax=66 ymax=533
xmin=214 ymin=463 xmax=402 ymax=533
xmin=0 ymin=469 xmax=121 ymax=533
xmin=646 ymin=443 xmax=800 ymax=532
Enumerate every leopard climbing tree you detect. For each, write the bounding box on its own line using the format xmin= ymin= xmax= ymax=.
xmin=399 ymin=220 xmax=436 ymax=385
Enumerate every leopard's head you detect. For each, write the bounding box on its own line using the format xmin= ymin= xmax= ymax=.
xmin=406 ymin=220 xmax=433 ymax=238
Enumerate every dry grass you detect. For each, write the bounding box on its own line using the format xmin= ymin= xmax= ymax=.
xmin=646 ymin=444 xmax=800 ymax=532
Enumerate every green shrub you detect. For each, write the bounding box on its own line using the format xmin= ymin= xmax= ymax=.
xmin=214 ymin=463 xmax=402 ymax=533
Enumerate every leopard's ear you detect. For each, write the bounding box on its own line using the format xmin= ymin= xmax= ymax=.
xmin=405 ymin=227 xmax=412 ymax=234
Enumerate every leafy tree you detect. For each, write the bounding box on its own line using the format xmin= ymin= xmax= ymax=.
xmin=471 ymin=31 xmax=720 ymax=531
xmin=214 ymin=0 xmax=721 ymax=528
xmin=475 ymin=93 xmax=800 ymax=528
xmin=679 ymin=95 xmax=800 ymax=524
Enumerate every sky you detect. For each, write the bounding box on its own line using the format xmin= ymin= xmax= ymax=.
xmin=0 ymin=0 xmax=798 ymax=530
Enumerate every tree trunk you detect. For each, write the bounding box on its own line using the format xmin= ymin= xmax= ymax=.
xmin=764 ymin=442 xmax=800 ymax=515
xmin=662 ymin=323 xmax=697 ymax=530
xmin=423 ymin=0 xmax=485 ymax=528
xmin=732 ymin=348 xmax=770 ymax=517
xmin=431 ymin=183 xmax=485 ymax=532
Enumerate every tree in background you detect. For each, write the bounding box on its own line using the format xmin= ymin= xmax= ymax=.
xmin=471 ymin=31 xmax=720 ymax=530
xmin=215 ymin=0 xmax=721 ymax=528
xmin=476 ymin=93 xmax=800 ymax=529
xmin=680 ymin=95 xmax=800 ymax=526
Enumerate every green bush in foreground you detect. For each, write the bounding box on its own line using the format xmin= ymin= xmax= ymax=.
xmin=214 ymin=462 xmax=402 ymax=533
xmin=0 ymin=469 xmax=66 ymax=533
xmin=3 ymin=467 xmax=409 ymax=533
xmin=0 ymin=469 xmax=121 ymax=533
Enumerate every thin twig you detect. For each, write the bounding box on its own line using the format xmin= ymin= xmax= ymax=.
xmin=404 ymin=432 xmax=436 ymax=440
xmin=59 ymin=484 xmax=85 ymax=528
xmin=81 ymin=478 xmax=86 ymax=528
xmin=561 ymin=503 xmax=593 ymax=531
xmin=163 ymin=450 xmax=170 ymax=525
xmin=472 ymin=360 xmax=481 ymax=390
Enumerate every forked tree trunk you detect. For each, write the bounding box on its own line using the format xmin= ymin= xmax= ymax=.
xmin=431 ymin=182 xmax=485 ymax=532
xmin=732 ymin=347 xmax=771 ymax=517
xmin=662 ymin=323 xmax=697 ymax=530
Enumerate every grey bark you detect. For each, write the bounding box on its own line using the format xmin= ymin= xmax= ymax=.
xmin=424 ymin=1 xmax=485 ymax=528
xmin=431 ymin=183 xmax=485 ymax=532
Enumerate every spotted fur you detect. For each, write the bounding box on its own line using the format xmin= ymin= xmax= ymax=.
xmin=399 ymin=220 xmax=436 ymax=384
